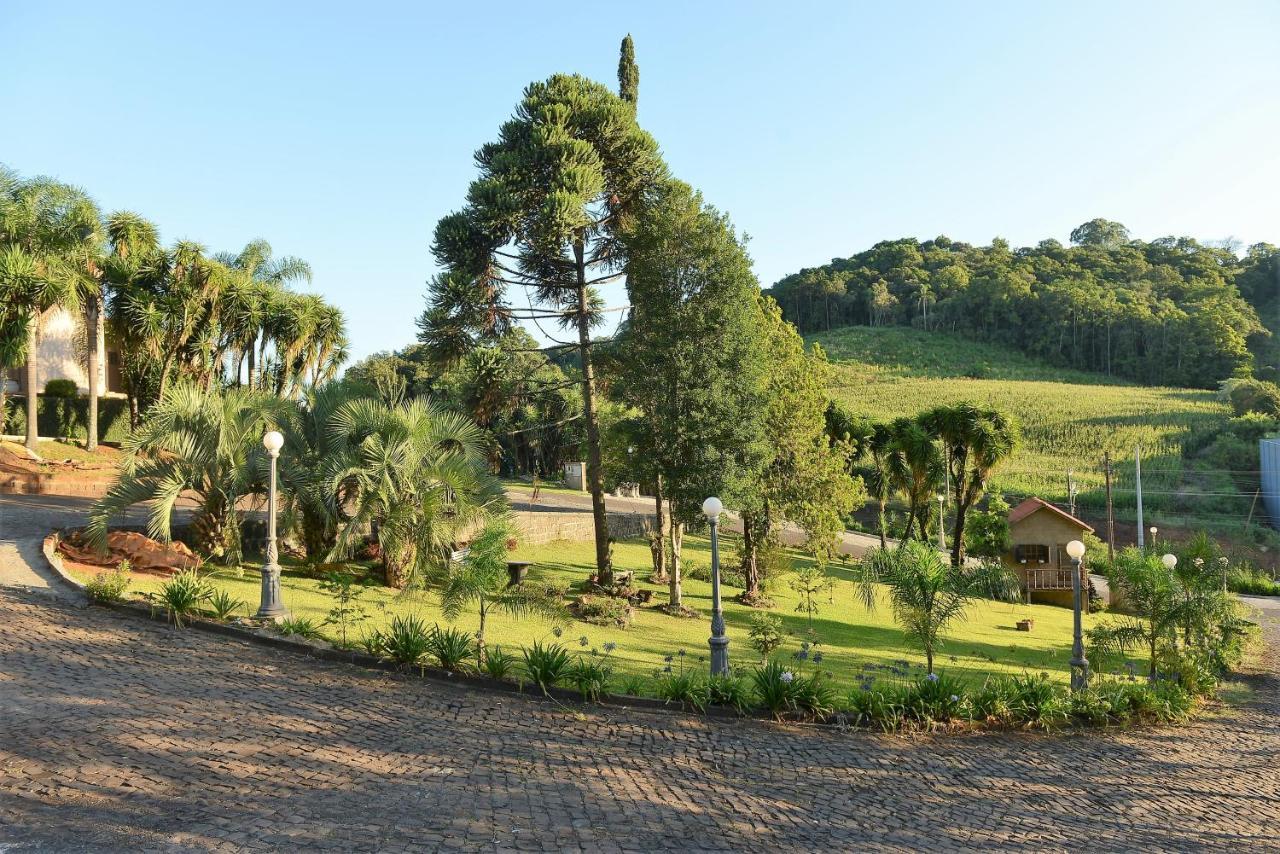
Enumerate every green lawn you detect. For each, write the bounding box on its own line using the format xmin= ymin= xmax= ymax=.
xmin=813 ymin=326 xmax=1241 ymax=526
xmin=73 ymin=532 xmax=1121 ymax=693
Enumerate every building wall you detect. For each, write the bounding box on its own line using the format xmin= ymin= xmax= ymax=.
xmin=3 ymin=306 xmax=115 ymax=396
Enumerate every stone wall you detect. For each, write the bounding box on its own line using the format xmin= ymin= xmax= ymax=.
xmin=514 ymin=508 xmax=654 ymax=546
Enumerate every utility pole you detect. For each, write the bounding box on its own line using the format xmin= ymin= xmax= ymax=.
xmin=1067 ymin=468 xmax=1077 ymax=517
xmin=1103 ymin=453 xmax=1115 ymax=562
xmin=1135 ymin=445 xmax=1145 ymax=550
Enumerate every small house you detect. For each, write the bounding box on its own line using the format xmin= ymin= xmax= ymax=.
xmin=1003 ymin=497 xmax=1093 ymax=611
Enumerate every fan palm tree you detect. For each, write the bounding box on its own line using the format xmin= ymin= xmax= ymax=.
xmin=101 ymin=213 xmax=163 ymax=425
xmin=885 ymin=416 xmax=943 ymax=543
xmin=87 ymin=386 xmax=290 ymax=564
xmin=325 ymin=397 xmax=505 ymax=588
xmin=435 ymin=519 xmax=565 ymax=664
xmin=0 ymin=173 xmax=98 ymax=452
xmin=856 ymin=540 xmax=974 ymax=673
xmin=920 ymin=403 xmax=1018 ymax=567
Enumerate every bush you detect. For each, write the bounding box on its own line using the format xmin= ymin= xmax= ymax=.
xmin=377 ymin=614 xmax=433 ymax=665
xmin=1007 ymin=673 xmax=1069 ymax=728
xmin=845 ymin=685 xmax=908 ymax=732
xmin=903 ymin=672 xmax=967 ymax=723
xmin=482 ymin=646 xmax=517 ymax=680
xmin=751 ymin=661 xmax=799 ymax=719
xmin=617 ymin=674 xmax=648 ymax=698
xmin=43 ymin=379 xmax=78 ymax=398
xmin=571 ymin=595 xmax=632 ymax=628
xmin=156 ymin=570 xmax=210 ymax=628
xmin=706 ymin=674 xmax=752 ymax=715
xmin=683 ymin=561 xmax=746 ymax=588
xmin=84 ymin=565 xmax=130 ymax=604
xmin=747 ymin=612 xmax=784 ymax=660
xmin=522 ymin=641 xmax=571 ymax=691
xmin=654 ymin=671 xmax=708 ymax=712
xmin=969 ymin=676 xmax=1018 ymax=725
xmin=427 ymin=625 xmax=475 ymax=672
xmin=279 ymin=616 xmax=325 ymax=639
xmin=1 ymin=395 xmax=129 ymax=444
xmin=791 ymin=672 xmax=838 ymax=720
xmin=204 ymin=588 xmax=244 ymax=621
xmin=567 ymin=647 xmax=615 ymax=702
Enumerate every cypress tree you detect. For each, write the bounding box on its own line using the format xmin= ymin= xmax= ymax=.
xmin=618 ymin=34 xmax=639 ymax=108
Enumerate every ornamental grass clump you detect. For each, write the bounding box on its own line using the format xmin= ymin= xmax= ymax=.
xmin=521 ymin=640 xmax=571 ymax=692
xmin=903 ymin=672 xmax=967 ymax=724
xmin=481 ymin=646 xmax=517 ymax=680
xmin=157 ymin=570 xmax=211 ymax=628
xmin=707 ymin=674 xmax=753 ymax=716
xmin=206 ymin=588 xmax=245 ymax=621
xmin=278 ymin=616 xmax=325 ymax=639
xmin=567 ymin=641 xmax=616 ymax=702
xmin=427 ymin=625 xmax=476 ymax=672
xmin=376 ymin=614 xmax=433 ymax=665
xmin=84 ymin=563 xmax=131 ymax=604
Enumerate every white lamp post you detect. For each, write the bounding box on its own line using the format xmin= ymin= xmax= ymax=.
xmin=1065 ymin=539 xmax=1089 ymax=692
xmin=1162 ymin=553 xmax=1178 ymax=571
xmin=1148 ymin=526 xmax=1158 ymax=551
xmin=936 ymin=493 xmax=946 ymax=550
xmin=702 ymin=496 xmax=729 ymax=677
xmin=256 ymin=430 xmax=287 ymax=620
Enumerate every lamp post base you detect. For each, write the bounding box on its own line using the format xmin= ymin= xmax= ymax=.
xmin=1069 ymin=656 xmax=1090 ymax=693
xmin=256 ymin=563 xmax=288 ymax=621
xmin=709 ymin=634 xmax=730 ymax=677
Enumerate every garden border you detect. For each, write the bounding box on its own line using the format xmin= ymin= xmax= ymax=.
xmin=40 ymin=529 xmax=744 ymax=721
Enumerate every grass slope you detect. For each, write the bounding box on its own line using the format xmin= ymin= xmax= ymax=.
xmin=71 ymin=533 xmax=1115 ymax=692
xmin=814 ymin=326 xmax=1241 ymax=523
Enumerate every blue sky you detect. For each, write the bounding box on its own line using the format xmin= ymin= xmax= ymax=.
xmin=4 ymin=1 xmax=1278 ymax=361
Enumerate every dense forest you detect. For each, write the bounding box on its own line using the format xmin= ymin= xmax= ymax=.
xmin=766 ymin=219 xmax=1280 ymax=388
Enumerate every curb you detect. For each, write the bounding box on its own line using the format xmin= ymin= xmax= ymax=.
xmin=39 ymin=529 xmax=738 ymax=721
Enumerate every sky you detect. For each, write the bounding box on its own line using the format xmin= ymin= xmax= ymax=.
xmin=4 ymin=1 xmax=1279 ymax=362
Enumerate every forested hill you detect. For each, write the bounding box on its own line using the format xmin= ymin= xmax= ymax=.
xmin=766 ymin=218 xmax=1280 ymax=389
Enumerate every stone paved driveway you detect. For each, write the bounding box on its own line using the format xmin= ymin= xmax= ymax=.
xmin=1 ymin=495 xmax=1278 ymax=852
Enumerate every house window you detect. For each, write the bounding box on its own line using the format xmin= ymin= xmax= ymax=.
xmin=1014 ymin=544 xmax=1050 ymax=564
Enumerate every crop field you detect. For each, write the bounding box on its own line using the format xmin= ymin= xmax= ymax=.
xmin=814 ymin=326 xmax=1251 ymax=527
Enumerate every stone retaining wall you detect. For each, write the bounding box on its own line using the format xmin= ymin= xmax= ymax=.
xmin=515 ymin=509 xmax=654 ymax=546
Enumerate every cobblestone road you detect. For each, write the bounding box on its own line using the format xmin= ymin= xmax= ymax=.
xmin=1 ymin=495 xmax=1278 ymax=852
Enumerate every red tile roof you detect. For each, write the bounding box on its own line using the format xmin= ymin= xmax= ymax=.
xmin=1007 ymin=497 xmax=1094 ymax=533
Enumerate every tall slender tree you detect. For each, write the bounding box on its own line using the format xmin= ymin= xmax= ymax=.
xmin=419 ymin=74 xmax=667 ymax=583
xmin=618 ymin=34 xmax=639 ymax=108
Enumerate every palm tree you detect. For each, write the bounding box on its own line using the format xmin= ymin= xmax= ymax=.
xmin=436 ymin=519 xmax=565 ymax=664
xmin=87 ymin=386 xmax=289 ymax=564
xmin=215 ymin=240 xmax=311 ymax=389
xmin=1088 ymin=548 xmax=1201 ymax=679
xmin=0 ymin=173 xmax=99 ymax=452
xmin=885 ymin=416 xmax=943 ymax=543
xmin=862 ymin=421 xmax=895 ymax=548
xmin=101 ymin=214 xmax=163 ymax=426
xmin=856 ymin=541 xmax=973 ymax=673
xmin=325 ymin=397 xmax=505 ymax=588
xmin=921 ymin=403 xmax=1018 ymax=567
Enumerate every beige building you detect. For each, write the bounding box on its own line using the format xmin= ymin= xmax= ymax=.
xmin=1003 ymin=497 xmax=1093 ymax=611
xmin=3 ymin=306 xmax=123 ymax=397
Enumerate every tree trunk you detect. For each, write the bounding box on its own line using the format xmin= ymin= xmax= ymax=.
xmin=877 ymin=497 xmax=888 ymax=548
xmin=573 ymin=237 xmax=612 ymax=584
xmin=740 ymin=513 xmax=762 ymax=603
xmin=86 ymin=296 xmax=103 ymax=451
xmin=24 ymin=321 xmax=38 ymax=452
xmin=950 ymin=495 xmax=971 ymax=568
xmin=247 ymin=335 xmax=257 ymax=389
xmin=668 ymin=519 xmax=683 ymax=608
xmin=127 ymin=392 xmax=139 ymax=430
xmin=650 ymin=475 xmax=668 ymax=581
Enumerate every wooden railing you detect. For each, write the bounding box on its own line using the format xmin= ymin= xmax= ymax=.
xmin=1023 ymin=565 xmax=1082 ymax=590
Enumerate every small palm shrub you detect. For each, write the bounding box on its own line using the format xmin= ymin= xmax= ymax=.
xmin=522 ymin=641 xmax=571 ymax=691
xmin=84 ymin=565 xmax=131 ymax=603
xmin=427 ymin=625 xmax=475 ymax=672
xmin=157 ymin=571 xmax=211 ymax=628
xmin=206 ymin=589 xmax=245 ymax=621
xmin=481 ymin=646 xmax=517 ymax=680
xmin=279 ymin=616 xmax=325 ymax=639
xmin=377 ymin=614 xmax=433 ymax=665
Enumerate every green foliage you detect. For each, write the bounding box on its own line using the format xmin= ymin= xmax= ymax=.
xmin=964 ymin=494 xmax=1011 ymax=559
xmin=1 ymin=396 xmax=130 ymax=444
xmin=746 ymin=612 xmax=785 ymax=660
xmin=278 ymin=616 xmax=325 ymax=639
xmin=521 ymin=641 xmax=572 ymax=691
xmin=376 ymin=614 xmax=434 ymax=665
xmin=654 ymin=670 xmax=708 ymax=713
xmin=572 ymin=595 xmax=632 ymax=628
xmin=317 ymin=570 xmax=370 ymax=647
xmin=683 ymin=561 xmax=746 ymax=588
xmin=751 ymin=660 xmax=799 ymax=719
xmin=84 ymin=565 xmax=130 ymax=603
xmin=427 ymin=625 xmax=476 ymax=672
xmin=789 ymin=564 xmax=833 ymax=624
xmin=205 ymin=588 xmax=244 ymax=621
xmin=707 ymin=674 xmax=753 ymax=715
xmin=567 ymin=643 xmax=616 ymax=701
xmin=481 ymin=646 xmax=517 ymax=680
xmin=902 ymin=672 xmax=967 ymax=723
xmin=770 ymin=227 xmax=1264 ymax=387
xmin=43 ymin=378 xmax=77 ymax=397
xmin=156 ymin=570 xmax=211 ymax=628
xmin=1221 ymin=377 xmax=1280 ymax=417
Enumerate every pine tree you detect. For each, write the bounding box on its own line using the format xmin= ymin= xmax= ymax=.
xmin=618 ymin=35 xmax=639 ymax=109
xmin=419 ymin=75 xmax=667 ymax=583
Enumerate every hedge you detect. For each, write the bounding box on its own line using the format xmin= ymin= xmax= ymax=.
xmin=1 ymin=395 xmax=130 ymax=444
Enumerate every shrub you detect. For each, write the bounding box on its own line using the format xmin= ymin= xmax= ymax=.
xmin=318 ymin=571 xmax=371 ymax=647
xmin=747 ymin=612 xmax=785 ymax=661
xmin=43 ymin=379 xmax=78 ymax=398
xmin=654 ymin=671 xmax=708 ymax=712
xmin=969 ymin=676 xmax=1018 ymax=725
xmin=617 ymin=674 xmax=648 ymax=698
xmin=279 ymin=616 xmax=325 ymax=639
xmin=157 ymin=570 xmax=211 ymax=628
xmin=378 ymin=614 xmax=433 ymax=665
xmin=205 ymin=588 xmax=245 ymax=621
xmin=571 ymin=595 xmax=632 ymax=628
xmin=683 ymin=562 xmax=746 ymax=588
xmin=845 ymin=685 xmax=907 ymax=732
xmin=707 ymin=674 xmax=753 ymax=715
xmin=752 ymin=660 xmax=798 ymax=719
xmin=522 ymin=641 xmax=571 ymax=691
xmin=790 ymin=673 xmax=838 ymax=720
xmin=567 ymin=645 xmax=615 ymax=702
xmin=427 ymin=625 xmax=476 ymax=672
xmin=84 ymin=566 xmax=130 ymax=604
xmin=903 ymin=672 xmax=967 ymax=724
xmin=482 ymin=646 xmax=517 ymax=680
xmin=1007 ymin=673 xmax=1068 ymax=728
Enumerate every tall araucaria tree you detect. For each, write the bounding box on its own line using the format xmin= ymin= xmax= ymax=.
xmin=612 ymin=179 xmax=769 ymax=610
xmin=417 ymin=74 xmax=668 ymax=584
xmin=618 ymin=34 xmax=639 ymax=108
